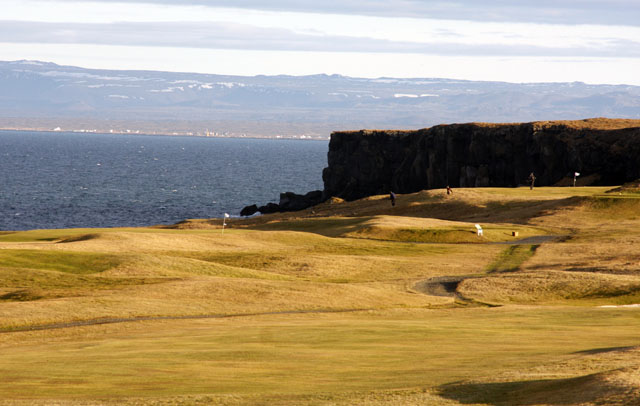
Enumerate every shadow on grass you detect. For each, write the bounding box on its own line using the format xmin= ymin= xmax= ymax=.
xmin=413 ymin=276 xmax=466 ymax=297
xmin=249 ymin=217 xmax=372 ymax=237
xmin=56 ymin=233 xmax=101 ymax=243
xmin=399 ymin=196 xmax=586 ymax=224
xmin=0 ymin=289 xmax=43 ymax=302
xmin=573 ymin=345 xmax=637 ymax=355
xmin=437 ymin=372 xmax=629 ymax=405
xmin=0 ymin=249 xmax=121 ymax=275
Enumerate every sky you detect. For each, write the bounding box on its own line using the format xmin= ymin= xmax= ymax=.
xmin=2 ymin=0 xmax=640 ymax=84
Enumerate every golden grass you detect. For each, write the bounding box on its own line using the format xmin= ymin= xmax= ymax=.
xmin=459 ymin=270 xmax=640 ymax=305
xmin=0 ymin=249 xmax=120 ymax=274
xmin=228 ymin=187 xmax=611 ymax=230
xmin=2 ymin=185 xmax=640 ymax=405
xmin=340 ymin=118 xmax=640 ymax=133
xmin=471 ymin=117 xmax=640 ymax=130
xmin=0 ymin=307 xmax=639 ymax=404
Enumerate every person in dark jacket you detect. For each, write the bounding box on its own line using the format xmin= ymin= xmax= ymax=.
xmin=528 ymin=173 xmax=536 ymax=190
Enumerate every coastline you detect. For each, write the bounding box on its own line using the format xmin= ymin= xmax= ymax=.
xmin=0 ymin=127 xmax=330 ymax=140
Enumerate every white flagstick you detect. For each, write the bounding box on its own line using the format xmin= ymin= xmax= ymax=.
xmin=222 ymin=213 xmax=230 ymax=234
xmin=573 ymin=172 xmax=580 ymax=187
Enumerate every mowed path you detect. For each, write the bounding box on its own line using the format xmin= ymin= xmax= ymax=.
xmin=495 ymin=235 xmax=563 ymax=245
xmin=0 ymin=308 xmax=369 ymax=334
xmin=414 ymin=235 xmax=562 ymax=298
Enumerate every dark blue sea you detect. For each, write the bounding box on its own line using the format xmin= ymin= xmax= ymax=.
xmin=0 ymin=131 xmax=328 ymax=231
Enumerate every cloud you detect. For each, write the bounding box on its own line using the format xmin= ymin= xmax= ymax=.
xmin=4 ymin=1 xmax=639 ymax=84
xmin=36 ymin=0 xmax=640 ymax=26
xmin=2 ymin=20 xmax=639 ymax=59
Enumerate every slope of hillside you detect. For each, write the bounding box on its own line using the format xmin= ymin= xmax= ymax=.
xmin=2 ymin=60 xmax=640 ymax=136
xmin=1 ymin=186 xmax=639 ymax=405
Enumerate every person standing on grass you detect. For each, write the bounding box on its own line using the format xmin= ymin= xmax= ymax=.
xmin=528 ymin=172 xmax=536 ymax=190
xmin=446 ymin=185 xmax=452 ymax=195
xmin=390 ymin=191 xmax=396 ymax=206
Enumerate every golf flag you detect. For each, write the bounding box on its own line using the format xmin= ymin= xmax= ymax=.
xmin=222 ymin=213 xmax=229 ymax=234
xmin=574 ymin=172 xmax=580 ymax=177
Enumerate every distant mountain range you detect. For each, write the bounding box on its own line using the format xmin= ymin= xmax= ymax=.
xmin=1 ymin=60 xmax=639 ymax=137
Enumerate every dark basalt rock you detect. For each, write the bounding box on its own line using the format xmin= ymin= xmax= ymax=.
xmin=279 ymin=190 xmax=323 ymax=211
xmin=322 ymin=121 xmax=640 ymax=201
xmin=257 ymin=202 xmax=281 ymax=214
xmin=241 ymin=119 xmax=640 ymax=215
xmin=240 ymin=190 xmax=325 ymax=216
xmin=240 ymin=204 xmax=258 ymax=217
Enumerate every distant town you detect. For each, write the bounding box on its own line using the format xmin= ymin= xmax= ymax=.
xmin=0 ymin=117 xmax=332 ymax=140
xmin=2 ymin=60 xmax=639 ymax=142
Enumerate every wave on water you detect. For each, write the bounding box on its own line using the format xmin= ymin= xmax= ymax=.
xmin=0 ymin=131 xmax=327 ymax=230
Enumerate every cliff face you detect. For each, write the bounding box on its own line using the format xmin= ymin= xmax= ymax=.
xmin=322 ymin=119 xmax=640 ymax=201
xmin=240 ymin=118 xmax=640 ymax=215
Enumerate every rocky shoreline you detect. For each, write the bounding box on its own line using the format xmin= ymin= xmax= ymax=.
xmin=240 ymin=190 xmax=324 ymax=216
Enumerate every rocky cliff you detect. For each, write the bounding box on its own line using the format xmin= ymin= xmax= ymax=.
xmin=242 ymin=118 xmax=640 ymax=215
xmin=322 ymin=118 xmax=640 ymax=201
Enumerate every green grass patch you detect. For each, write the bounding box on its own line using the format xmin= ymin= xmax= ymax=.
xmin=0 ymin=249 xmax=121 ymax=274
xmin=0 ymin=229 xmax=99 ymax=242
xmin=486 ymin=245 xmax=538 ymax=273
xmin=0 ymin=307 xmax=639 ymax=400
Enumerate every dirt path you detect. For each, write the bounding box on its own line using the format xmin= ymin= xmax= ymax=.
xmin=495 ymin=235 xmax=565 ymax=245
xmin=0 ymin=308 xmax=368 ymax=334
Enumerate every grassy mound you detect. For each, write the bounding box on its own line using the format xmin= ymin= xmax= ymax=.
xmin=2 ymin=186 xmax=640 ymax=405
xmin=438 ymin=346 xmax=640 ymax=405
xmin=0 ymin=249 xmax=120 ymax=275
xmin=459 ymin=270 xmax=640 ymax=305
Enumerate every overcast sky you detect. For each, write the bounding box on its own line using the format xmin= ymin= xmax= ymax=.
xmin=2 ymin=0 xmax=640 ymax=84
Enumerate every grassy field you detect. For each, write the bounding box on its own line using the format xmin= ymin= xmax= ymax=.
xmin=1 ymin=186 xmax=639 ymax=405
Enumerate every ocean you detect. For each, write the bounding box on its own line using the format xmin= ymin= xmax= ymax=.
xmin=0 ymin=131 xmax=328 ymax=231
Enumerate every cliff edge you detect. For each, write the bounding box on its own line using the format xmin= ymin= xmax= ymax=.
xmin=322 ymin=118 xmax=640 ymax=201
xmin=242 ymin=118 xmax=640 ymax=215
